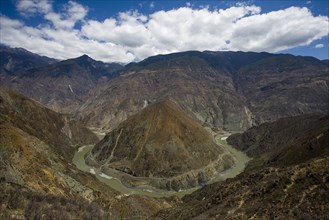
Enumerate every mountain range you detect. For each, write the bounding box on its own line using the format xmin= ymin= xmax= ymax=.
xmin=1 ymin=47 xmax=328 ymax=132
xmin=0 ymin=46 xmax=328 ymax=219
xmin=75 ymin=50 xmax=329 ymax=132
xmin=0 ymin=46 xmax=123 ymax=113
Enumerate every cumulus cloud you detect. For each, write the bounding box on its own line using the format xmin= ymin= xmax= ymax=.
xmin=16 ymin=0 xmax=52 ymax=16
xmin=1 ymin=1 xmax=328 ymax=63
xmin=47 ymin=1 xmax=87 ymax=29
xmin=315 ymin=44 xmax=324 ymax=48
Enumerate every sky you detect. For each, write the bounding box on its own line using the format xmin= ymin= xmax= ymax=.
xmin=0 ymin=0 xmax=328 ymax=63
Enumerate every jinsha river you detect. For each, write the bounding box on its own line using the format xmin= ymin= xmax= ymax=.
xmin=72 ymin=132 xmax=250 ymax=198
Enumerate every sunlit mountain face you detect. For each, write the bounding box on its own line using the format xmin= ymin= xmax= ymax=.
xmin=0 ymin=1 xmax=328 ymax=219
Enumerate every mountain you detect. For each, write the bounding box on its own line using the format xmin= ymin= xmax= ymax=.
xmin=0 ymin=45 xmax=57 ymax=74
xmin=0 ymin=50 xmax=123 ymax=113
xmin=1 ymin=47 xmax=328 ymax=219
xmin=234 ymin=54 xmax=329 ymax=124
xmin=322 ymin=59 xmax=329 ymax=66
xmin=0 ymin=86 xmax=98 ymax=159
xmin=227 ymin=113 xmax=329 ymax=168
xmin=76 ymin=51 xmax=329 ymax=132
xmin=86 ymin=100 xmax=235 ymax=191
xmin=156 ymin=114 xmax=329 ymax=219
xmin=0 ymin=87 xmax=174 ymax=219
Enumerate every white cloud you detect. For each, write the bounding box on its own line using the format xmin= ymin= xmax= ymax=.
xmin=16 ymin=0 xmax=88 ymax=29
xmin=150 ymin=2 xmax=154 ymax=8
xmin=1 ymin=2 xmax=329 ymax=63
xmin=230 ymin=7 xmax=328 ymax=52
xmin=44 ymin=1 xmax=88 ymax=29
xmin=16 ymin=0 xmax=52 ymax=16
xmin=315 ymin=43 xmax=324 ymax=48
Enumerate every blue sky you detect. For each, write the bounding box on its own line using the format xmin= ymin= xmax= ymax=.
xmin=0 ymin=0 xmax=328 ymax=62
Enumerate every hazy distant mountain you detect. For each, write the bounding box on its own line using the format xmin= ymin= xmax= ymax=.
xmin=0 ymin=45 xmax=57 ymax=74
xmin=0 ymin=49 xmax=123 ymax=113
xmin=86 ymin=100 xmax=235 ymax=191
xmin=157 ymin=113 xmax=329 ymax=219
xmin=76 ymin=51 xmax=329 ymax=132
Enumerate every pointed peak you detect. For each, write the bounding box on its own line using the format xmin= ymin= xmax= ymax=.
xmin=73 ymin=54 xmax=97 ymax=64
xmin=78 ymin=54 xmax=92 ymax=60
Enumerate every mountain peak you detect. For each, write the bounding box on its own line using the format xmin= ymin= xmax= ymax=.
xmin=80 ymin=54 xmax=90 ymax=58
xmin=76 ymin=54 xmax=93 ymax=61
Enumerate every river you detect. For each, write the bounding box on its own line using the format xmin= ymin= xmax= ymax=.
xmin=72 ymin=132 xmax=250 ymax=198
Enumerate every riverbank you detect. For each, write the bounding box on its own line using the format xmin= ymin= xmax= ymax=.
xmin=72 ymin=132 xmax=250 ymax=198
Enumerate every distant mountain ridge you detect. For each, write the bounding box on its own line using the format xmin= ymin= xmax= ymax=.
xmin=0 ymin=47 xmax=123 ymax=113
xmin=1 ymin=47 xmax=328 ymax=132
xmin=76 ymin=50 xmax=329 ymax=132
xmin=0 ymin=45 xmax=57 ymax=74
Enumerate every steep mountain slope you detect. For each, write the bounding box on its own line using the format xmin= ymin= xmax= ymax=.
xmin=0 ymin=87 xmax=175 ymax=219
xmin=0 ymin=45 xmax=56 ymax=74
xmin=0 ymin=86 xmax=98 ymax=159
xmin=234 ymin=55 xmax=329 ymax=123
xmin=76 ymin=51 xmax=329 ymax=132
xmin=227 ymin=113 xmax=329 ymax=168
xmin=0 ymin=50 xmax=123 ymax=113
xmin=76 ymin=51 xmax=255 ymax=132
xmin=156 ymin=114 xmax=329 ymax=219
xmin=86 ymin=100 xmax=235 ymax=191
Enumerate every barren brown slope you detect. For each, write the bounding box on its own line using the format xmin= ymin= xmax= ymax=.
xmin=76 ymin=51 xmax=328 ymax=133
xmin=0 ymin=123 xmax=173 ymax=220
xmin=227 ymin=114 xmax=329 ymax=168
xmin=0 ymin=86 xmax=98 ymax=159
xmin=156 ymin=114 xmax=329 ymax=219
xmin=234 ymin=55 xmax=329 ymax=124
xmin=76 ymin=52 xmax=252 ymax=132
xmin=0 ymin=87 xmax=176 ymax=219
xmin=87 ymin=100 xmax=235 ymax=190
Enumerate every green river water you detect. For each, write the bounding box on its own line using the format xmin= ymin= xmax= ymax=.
xmin=72 ymin=133 xmax=250 ymax=198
